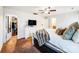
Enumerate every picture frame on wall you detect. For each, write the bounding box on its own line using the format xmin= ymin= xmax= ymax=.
xmin=6 ymin=16 xmax=11 ymax=33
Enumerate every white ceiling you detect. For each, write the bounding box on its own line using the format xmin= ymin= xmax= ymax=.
xmin=4 ymin=6 xmax=79 ymax=16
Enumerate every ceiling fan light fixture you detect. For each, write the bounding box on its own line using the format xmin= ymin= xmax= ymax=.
xmin=48 ymin=12 xmax=50 ymax=14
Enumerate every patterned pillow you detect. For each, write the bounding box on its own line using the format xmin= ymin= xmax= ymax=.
xmin=63 ymin=26 xmax=76 ymax=40
xmin=72 ymin=29 xmax=79 ymax=43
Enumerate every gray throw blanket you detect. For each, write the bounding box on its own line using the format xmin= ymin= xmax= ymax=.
xmin=34 ymin=29 xmax=50 ymax=46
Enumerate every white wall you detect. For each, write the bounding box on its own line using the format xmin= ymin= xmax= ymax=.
xmin=4 ymin=16 xmax=12 ymax=41
xmin=0 ymin=7 xmax=10 ymax=49
xmin=55 ymin=11 xmax=79 ymax=28
xmin=5 ymin=8 xmax=49 ymax=39
xmin=0 ymin=7 xmax=4 ymax=49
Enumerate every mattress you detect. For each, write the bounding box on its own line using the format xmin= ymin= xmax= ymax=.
xmin=45 ymin=29 xmax=79 ymax=53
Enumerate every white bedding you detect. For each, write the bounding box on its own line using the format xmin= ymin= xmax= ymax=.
xmin=45 ymin=29 xmax=79 ymax=53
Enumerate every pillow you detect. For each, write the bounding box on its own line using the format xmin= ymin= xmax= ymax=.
xmin=72 ymin=29 xmax=79 ymax=43
xmin=63 ymin=26 xmax=76 ymax=40
xmin=56 ymin=28 xmax=67 ymax=35
xmin=69 ymin=22 xmax=79 ymax=29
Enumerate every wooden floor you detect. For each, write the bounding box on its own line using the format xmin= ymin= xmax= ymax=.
xmin=1 ymin=36 xmax=40 ymax=53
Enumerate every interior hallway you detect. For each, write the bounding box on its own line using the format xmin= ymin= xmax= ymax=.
xmin=1 ymin=36 xmax=40 ymax=53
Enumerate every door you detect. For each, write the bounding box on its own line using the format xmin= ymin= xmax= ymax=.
xmin=12 ymin=17 xmax=18 ymax=36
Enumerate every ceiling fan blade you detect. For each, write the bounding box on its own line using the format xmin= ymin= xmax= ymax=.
xmin=41 ymin=12 xmax=44 ymax=13
xmin=50 ymin=10 xmax=56 ymax=12
xmin=39 ymin=10 xmax=44 ymax=11
xmin=33 ymin=13 xmax=38 ymax=15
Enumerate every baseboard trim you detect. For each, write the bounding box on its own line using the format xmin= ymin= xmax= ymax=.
xmin=18 ymin=37 xmax=25 ymax=40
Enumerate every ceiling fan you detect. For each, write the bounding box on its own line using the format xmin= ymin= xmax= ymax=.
xmin=33 ymin=7 xmax=56 ymax=15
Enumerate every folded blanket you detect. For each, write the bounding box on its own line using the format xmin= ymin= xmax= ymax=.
xmin=34 ymin=29 xmax=50 ymax=46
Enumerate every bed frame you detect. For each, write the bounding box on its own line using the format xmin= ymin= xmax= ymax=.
xmin=34 ymin=38 xmax=63 ymax=53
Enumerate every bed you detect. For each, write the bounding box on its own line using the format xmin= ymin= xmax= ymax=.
xmin=33 ymin=29 xmax=79 ymax=53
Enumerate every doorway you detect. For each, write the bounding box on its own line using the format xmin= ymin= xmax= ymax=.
xmin=12 ymin=17 xmax=18 ymax=36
